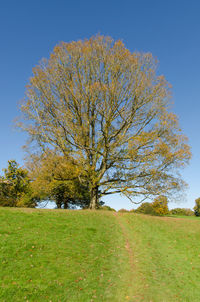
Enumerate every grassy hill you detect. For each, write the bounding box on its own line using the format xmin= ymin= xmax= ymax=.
xmin=0 ymin=208 xmax=200 ymax=301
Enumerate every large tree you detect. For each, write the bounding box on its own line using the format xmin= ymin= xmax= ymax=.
xmin=19 ymin=35 xmax=191 ymax=209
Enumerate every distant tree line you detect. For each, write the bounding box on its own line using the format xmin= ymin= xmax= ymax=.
xmin=132 ymin=195 xmax=170 ymax=216
xmin=118 ymin=196 xmax=199 ymax=216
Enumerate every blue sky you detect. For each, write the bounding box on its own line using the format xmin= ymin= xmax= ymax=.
xmin=0 ymin=0 xmax=199 ymax=210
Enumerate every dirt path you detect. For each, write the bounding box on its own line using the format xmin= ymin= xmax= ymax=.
xmin=113 ymin=213 xmax=146 ymax=302
xmin=113 ymin=213 xmax=142 ymax=301
xmin=113 ymin=212 xmax=135 ymax=272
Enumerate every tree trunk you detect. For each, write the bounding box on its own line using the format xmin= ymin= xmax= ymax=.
xmin=64 ymin=201 xmax=68 ymax=209
xmin=56 ymin=201 xmax=62 ymax=208
xmin=89 ymin=186 xmax=98 ymax=209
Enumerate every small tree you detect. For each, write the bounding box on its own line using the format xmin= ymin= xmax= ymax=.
xmin=194 ymin=198 xmax=200 ymax=217
xmin=0 ymin=160 xmax=32 ymax=207
xmin=152 ymin=195 xmax=169 ymax=216
xmin=26 ymin=151 xmax=91 ymax=209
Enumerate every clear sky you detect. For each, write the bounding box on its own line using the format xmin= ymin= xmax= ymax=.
xmin=0 ymin=0 xmax=200 ymax=210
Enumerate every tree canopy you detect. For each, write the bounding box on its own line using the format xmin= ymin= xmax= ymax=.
xmin=19 ymin=35 xmax=191 ymax=209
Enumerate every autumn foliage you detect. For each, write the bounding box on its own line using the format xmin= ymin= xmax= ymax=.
xmin=134 ymin=196 xmax=169 ymax=216
xmin=152 ymin=195 xmax=169 ymax=216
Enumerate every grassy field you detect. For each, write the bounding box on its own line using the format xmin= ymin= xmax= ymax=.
xmin=120 ymin=214 xmax=200 ymax=302
xmin=0 ymin=208 xmax=200 ymax=301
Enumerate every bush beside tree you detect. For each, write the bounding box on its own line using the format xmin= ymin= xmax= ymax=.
xmin=0 ymin=160 xmax=33 ymax=207
xmin=26 ymin=151 xmax=91 ymax=209
xmin=118 ymin=209 xmax=129 ymax=213
xmin=98 ymin=205 xmax=116 ymax=211
xmin=194 ymin=198 xmax=200 ymax=217
xmin=135 ymin=202 xmax=155 ymax=215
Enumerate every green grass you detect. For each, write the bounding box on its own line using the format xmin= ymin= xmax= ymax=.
xmin=120 ymin=213 xmax=200 ymax=302
xmin=0 ymin=208 xmax=200 ymax=301
xmin=0 ymin=208 xmax=130 ymax=302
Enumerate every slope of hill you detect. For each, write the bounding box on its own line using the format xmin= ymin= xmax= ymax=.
xmin=0 ymin=208 xmax=200 ymax=301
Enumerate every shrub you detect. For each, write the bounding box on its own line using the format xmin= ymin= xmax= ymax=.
xmin=170 ymin=208 xmax=194 ymax=216
xmin=194 ymin=198 xmax=200 ymax=217
xmin=16 ymin=192 xmax=38 ymax=208
xmin=0 ymin=195 xmax=14 ymax=207
xmin=152 ymin=195 xmax=169 ymax=216
xmin=135 ymin=202 xmax=155 ymax=215
xmin=0 ymin=160 xmax=31 ymax=207
xmin=98 ymin=205 xmax=116 ymax=211
xmin=118 ymin=208 xmax=129 ymax=213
